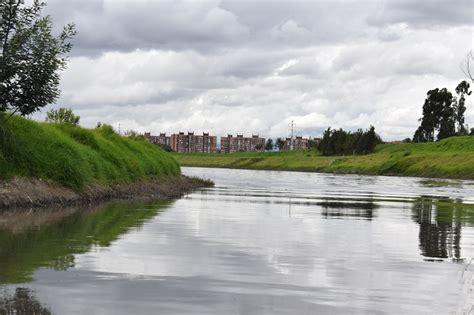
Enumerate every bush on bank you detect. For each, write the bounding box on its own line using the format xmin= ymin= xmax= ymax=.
xmin=0 ymin=114 xmax=180 ymax=190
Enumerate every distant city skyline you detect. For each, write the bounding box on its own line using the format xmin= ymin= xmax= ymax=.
xmin=144 ymin=130 xmax=313 ymax=152
xmin=142 ymin=130 xmax=319 ymax=141
xmin=34 ymin=0 xmax=472 ymax=141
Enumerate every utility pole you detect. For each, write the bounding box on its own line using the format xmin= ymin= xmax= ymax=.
xmin=118 ymin=123 xmax=121 ymax=135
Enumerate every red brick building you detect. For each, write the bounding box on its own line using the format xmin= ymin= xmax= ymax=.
xmin=170 ymin=132 xmax=217 ymax=153
xmin=221 ymin=134 xmax=265 ymax=153
xmin=144 ymin=132 xmax=170 ymax=147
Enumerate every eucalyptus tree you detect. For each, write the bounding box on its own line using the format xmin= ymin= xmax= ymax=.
xmin=414 ymin=88 xmax=455 ymax=141
xmin=454 ymin=81 xmax=471 ymax=134
xmin=414 ymin=82 xmax=471 ymax=141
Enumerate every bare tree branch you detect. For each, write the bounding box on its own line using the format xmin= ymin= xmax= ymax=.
xmin=461 ymin=51 xmax=474 ymax=83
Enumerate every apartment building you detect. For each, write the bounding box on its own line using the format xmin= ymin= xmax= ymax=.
xmin=144 ymin=132 xmax=170 ymax=147
xmin=221 ymin=134 xmax=265 ymax=153
xmin=281 ymin=136 xmax=319 ymax=150
xmin=145 ymin=131 xmax=322 ymax=153
xmin=294 ymin=136 xmax=309 ymax=150
xmin=170 ymin=132 xmax=217 ymax=153
xmin=199 ymin=132 xmax=218 ymax=153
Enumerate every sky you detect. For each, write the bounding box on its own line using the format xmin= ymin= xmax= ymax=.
xmin=37 ymin=0 xmax=473 ymax=141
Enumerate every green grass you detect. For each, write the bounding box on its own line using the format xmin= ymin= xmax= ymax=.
xmin=173 ymin=136 xmax=474 ymax=180
xmin=0 ymin=114 xmax=180 ymax=189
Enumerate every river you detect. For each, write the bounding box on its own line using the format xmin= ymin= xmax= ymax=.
xmin=1 ymin=167 xmax=473 ymax=314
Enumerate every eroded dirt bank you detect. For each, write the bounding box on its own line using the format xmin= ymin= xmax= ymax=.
xmin=0 ymin=176 xmax=213 ymax=210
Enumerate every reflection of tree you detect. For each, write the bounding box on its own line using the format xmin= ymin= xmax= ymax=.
xmin=319 ymin=199 xmax=378 ymax=220
xmin=412 ymin=198 xmax=462 ymax=260
xmin=0 ymin=200 xmax=170 ymax=284
xmin=46 ymin=254 xmax=75 ymax=271
xmin=0 ymin=287 xmax=51 ymax=314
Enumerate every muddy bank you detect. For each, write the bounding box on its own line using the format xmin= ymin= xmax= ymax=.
xmin=0 ymin=176 xmax=213 ymax=210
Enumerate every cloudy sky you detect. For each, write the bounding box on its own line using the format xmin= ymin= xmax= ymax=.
xmin=38 ymin=0 xmax=473 ymax=140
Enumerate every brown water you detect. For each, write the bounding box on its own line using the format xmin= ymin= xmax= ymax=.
xmin=1 ymin=167 xmax=474 ymax=314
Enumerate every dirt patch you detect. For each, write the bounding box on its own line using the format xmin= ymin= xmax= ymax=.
xmin=0 ymin=176 xmax=213 ymax=210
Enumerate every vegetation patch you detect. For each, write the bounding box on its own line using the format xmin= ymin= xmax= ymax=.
xmin=173 ymin=136 xmax=474 ymax=180
xmin=0 ymin=114 xmax=180 ymax=190
xmin=378 ymin=158 xmax=400 ymax=174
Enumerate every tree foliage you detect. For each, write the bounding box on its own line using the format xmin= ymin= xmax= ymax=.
xmin=413 ymin=81 xmax=471 ymax=142
xmin=454 ymin=81 xmax=471 ymax=134
xmin=265 ymin=138 xmax=273 ymax=151
xmin=157 ymin=143 xmax=172 ymax=152
xmin=318 ymin=126 xmax=382 ymax=156
xmin=307 ymin=138 xmax=319 ymax=149
xmin=0 ymin=0 xmax=75 ymax=116
xmin=275 ymin=138 xmax=285 ymax=151
xmin=45 ymin=107 xmax=80 ymax=125
xmin=123 ymin=129 xmax=139 ymax=138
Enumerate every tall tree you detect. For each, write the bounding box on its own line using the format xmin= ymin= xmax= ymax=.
xmin=0 ymin=0 xmax=75 ymax=117
xmin=265 ymin=138 xmax=273 ymax=151
xmin=318 ymin=128 xmax=332 ymax=155
xmin=414 ymin=82 xmax=472 ymax=141
xmin=362 ymin=125 xmax=378 ymax=154
xmin=437 ymin=103 xmax=455 ymax=140
xmin=453 ymin=80 xmax=471 ymax=134
xmin=414 ymin=88 xmax=455 ymax=141
xmin=413 ymin=126 xmax=430 ymax=143
xmin=275 ymin=138 xmax=285 ymax=151
xmin=307 ymin=138 xmax=319 ymax=149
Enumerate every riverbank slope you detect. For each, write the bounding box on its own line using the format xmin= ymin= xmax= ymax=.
xmin=173 ymin=136 xmax=474 ymax=180
xmin=0 ymin=115 xmax=212 ymax=209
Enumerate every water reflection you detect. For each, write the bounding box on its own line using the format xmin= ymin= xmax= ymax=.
xmin=0 ymin=287 xmax=51 ymax=314
xmin=412 ymin=198 xmax=467 ymax=261
xmin=319 ymin=198 xmax=377 ymax=220
xmin=1 ymin=167 xmax=474 ymax=314
xmin=0 ymin=200 xmax=170 ymax=284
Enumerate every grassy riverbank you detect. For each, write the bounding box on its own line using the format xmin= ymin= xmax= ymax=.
xmin=0 ymin=114 xmax=180 ymax=190
xmin=0 ymin=114 xmax=214 ymax=209
xmin=173 ymin=136 xmax=474 ymax=180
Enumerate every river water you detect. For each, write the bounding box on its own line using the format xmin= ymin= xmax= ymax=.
xmin=1 ymin=167 xmax=474 ymax=314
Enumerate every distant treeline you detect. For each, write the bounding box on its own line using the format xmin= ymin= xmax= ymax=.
xmin=318 ymin=126 xmax=382 ymax=156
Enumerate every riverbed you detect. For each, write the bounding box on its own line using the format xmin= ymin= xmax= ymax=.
xmin=1 ymin=167 xmax=473 ymax=314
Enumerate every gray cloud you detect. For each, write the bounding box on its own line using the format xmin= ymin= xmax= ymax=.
xmin=36 ymin=0 xmax=474 ymax=141
xmin=45 ymin=0 xmax=249 ymax=56
xmin=367 ymin=0 xmax=473 ymax=27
